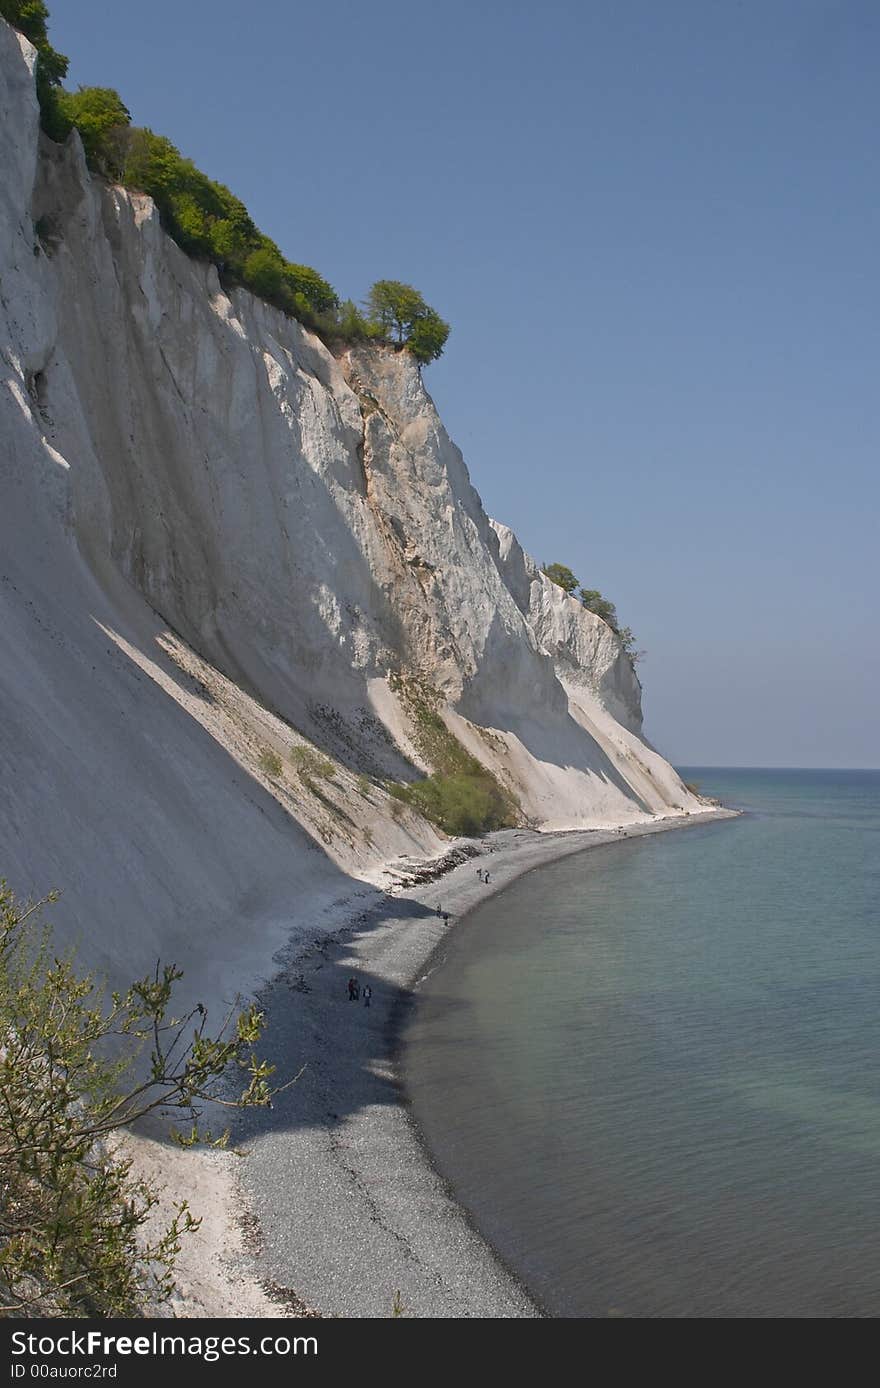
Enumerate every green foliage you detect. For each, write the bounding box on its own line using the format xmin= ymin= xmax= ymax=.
xmin=4 ymin=2 xmax=449 ymax=359
xmin=55 ymin=87 xmax=130 ymax=175
xmin=290 ymin=746 xmax=335 ymax=785
xmin=579 ymin=587 xmax=618 ymax=627
xmin=366 ymin=281 xmax=425 ymax=342
xmin=407 ymin=308 xmax=451 ymax=364
xmin=543 ymin=568 xmax=644 ymax=664
xmin=334 ymin=299 xmax=384 ymax=342
xmin=393 ymin=771 xmax=513 ymax=838
xmin=283 ymin=263 xmax=339 ymax=317
xmin=242 ymin=246 xmax=285 ymax=301
xmin=365 ymin=281 xmax=450 ymax=363
xmin=1 ymin=0 xmax=69 ymax=138
xmin=542 ymin=563 xmax=580 ymax=595
xmin=388 ymin=677 xmax=519 ymax=836
xmin=616 ymin=625 xmax=644 ymax=663
xmin=579 ymin=590 xmax=643 ymax=662
xmin=258 ymin=747 xmax=283 ymax=779
xmin=0 ymin=882 xmax=283 ymax=1317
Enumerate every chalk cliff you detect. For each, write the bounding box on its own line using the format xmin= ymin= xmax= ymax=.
xmin=0 ymin=20 xmax=702 ymax=1002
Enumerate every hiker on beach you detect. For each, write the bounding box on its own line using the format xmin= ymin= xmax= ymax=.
xmin=363 ymin=984 xmax=372 ymax=1008
xmin=484 ymin=871 xmax=491 ymax=884
xmin=348 ymin=977 xmax=359 ymax=1001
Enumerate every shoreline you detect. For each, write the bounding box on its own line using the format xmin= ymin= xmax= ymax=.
xmin=223 ymin=806 xmax=737 ymax=1318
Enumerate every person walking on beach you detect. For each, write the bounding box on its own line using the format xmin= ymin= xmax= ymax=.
xmin=484 ymin=871 xmax=491 ymax=885
xmin=363 ymin=984 xmax=372 ymax=1008
xmin=348 ymin=977 xmax=358 ymax=1001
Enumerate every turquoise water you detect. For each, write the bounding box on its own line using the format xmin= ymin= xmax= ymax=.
xmin=403 ymin=770 xmax=880 ymax=1317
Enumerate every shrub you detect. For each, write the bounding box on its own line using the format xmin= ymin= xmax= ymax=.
xmin=387 ymin=676 xmax=519 ymax=836
xmin=579 ymin=587 xmax=618 ymax=627
xmin=4 ymin=2 xmax=449 ymax=360
xmin=543 ymin=572 xmax=644 ymax=664
xmin=542 ymin=563 xmax=580 ymax=595
xmin=258 ymin=747 xmax=283 ymax=779
xmin=242 ymin=246 xmax=286 ymax=302
xmin=393 ymin=771 xmax=513 ymax=837
xmin=616 ymin=625 xmax=644 ymax=663
xmin=290 ymin=746 xmax=335 ymax=783
xmin=0 ymin=881 xmax=279 ymax=1316
xmin=0 ymin=1 xmax=69 ymax=138
xmin=55 ymin=86 xmax=130 ymax=175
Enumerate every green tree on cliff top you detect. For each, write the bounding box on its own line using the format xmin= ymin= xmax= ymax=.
xmin=366 ymin=281 xmax=450 ymax=363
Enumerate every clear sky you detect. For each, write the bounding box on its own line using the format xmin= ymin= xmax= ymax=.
xmin=49 ymin=0 xmax=879 ymax=768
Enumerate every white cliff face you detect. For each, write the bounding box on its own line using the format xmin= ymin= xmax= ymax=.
xmin=0 ymin=21 xmax=702 ymax=1000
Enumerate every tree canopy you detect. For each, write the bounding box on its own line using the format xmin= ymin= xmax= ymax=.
xmin=1 ymin=0 xmax=69 ymax=138
xmin=579 ymin=588 xmax=618 ymax=628
xmin=365 ymin=281 xmax=450 ymax=363
xmin=4 ymin=3 xmax=451 ymax=363
xmin=55 ymin=86 xmax=130 ymax=174
xmin=542 ymin=567 xmax=643 ymax=662
xmin=542 ymin=563 xmax=580 ymax=595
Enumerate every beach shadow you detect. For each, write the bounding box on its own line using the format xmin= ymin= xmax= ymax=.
xmin=233 ymin=894 xmax=466 ymax=1152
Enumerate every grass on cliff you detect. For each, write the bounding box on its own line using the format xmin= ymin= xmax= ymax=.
xmin=388 ymin=677 xmax=518 ymax=838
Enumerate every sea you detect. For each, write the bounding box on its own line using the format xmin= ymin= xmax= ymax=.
xmin=403 ymin=768 xmax=880 ymax=1317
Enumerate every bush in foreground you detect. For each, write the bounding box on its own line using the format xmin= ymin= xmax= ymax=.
xmin=0 ymin=881 xmax=282 ymax=1317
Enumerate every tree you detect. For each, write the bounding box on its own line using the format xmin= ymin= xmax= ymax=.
xmin=579 ymin=590 xmax=644 ymax=663
xmin=542 ymin=563 xmax=580 ymax=595
xmin=407 ymin=308 xmax=450 ymax=364
xmin=283 ymin=263 xmax=339 ymax=318
xmin=365 ymin=281 xmax=449 ymax=364
xmin=55 ymin=86 xmax=130 ymax=175
xmin=0 ymin=882 xmax=289 ymax=1316
xmin=242 ymin=247 xmax=285 ymax=302
xmin=579 ymin=588 xmax=618 ymax=628
xmin=0 ymin=0 xmax=70 ymax=139
xmin=366 ymin=281 xmax=427 ymax=342
xmin=616 ymin=626 xmax=645 ymax=663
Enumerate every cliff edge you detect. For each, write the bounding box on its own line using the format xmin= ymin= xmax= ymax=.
xmin=0 ymin=20 xmax=702 ymax=1004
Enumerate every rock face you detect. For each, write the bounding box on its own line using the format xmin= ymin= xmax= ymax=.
xmin=0 ymin=21 xmax=701 ymax=1000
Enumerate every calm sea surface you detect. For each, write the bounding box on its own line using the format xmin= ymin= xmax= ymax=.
xmin=403 ymin=769 xmax=880 ymax=1317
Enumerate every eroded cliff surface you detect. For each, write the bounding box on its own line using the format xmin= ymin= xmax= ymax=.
xmin=0 ymin=20 xmax=701 ymax=999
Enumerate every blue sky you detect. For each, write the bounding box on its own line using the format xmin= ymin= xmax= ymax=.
xmin=50 ymin=1 xmax=879 ymax=767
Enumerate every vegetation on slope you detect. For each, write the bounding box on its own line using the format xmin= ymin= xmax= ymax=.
xmin=0 ymin=881 xmax=281 ymax=1316
xmin=1 ymin=2 xmax=449 ymax=362
xmin=542 ymin=562 xmax=643 ymax=663
xmin=388 ymin=677 xmax=519 ymax=837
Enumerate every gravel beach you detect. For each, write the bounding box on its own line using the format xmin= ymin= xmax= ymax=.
xmin=234 ymin=811 xmax=734 ymax=1318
